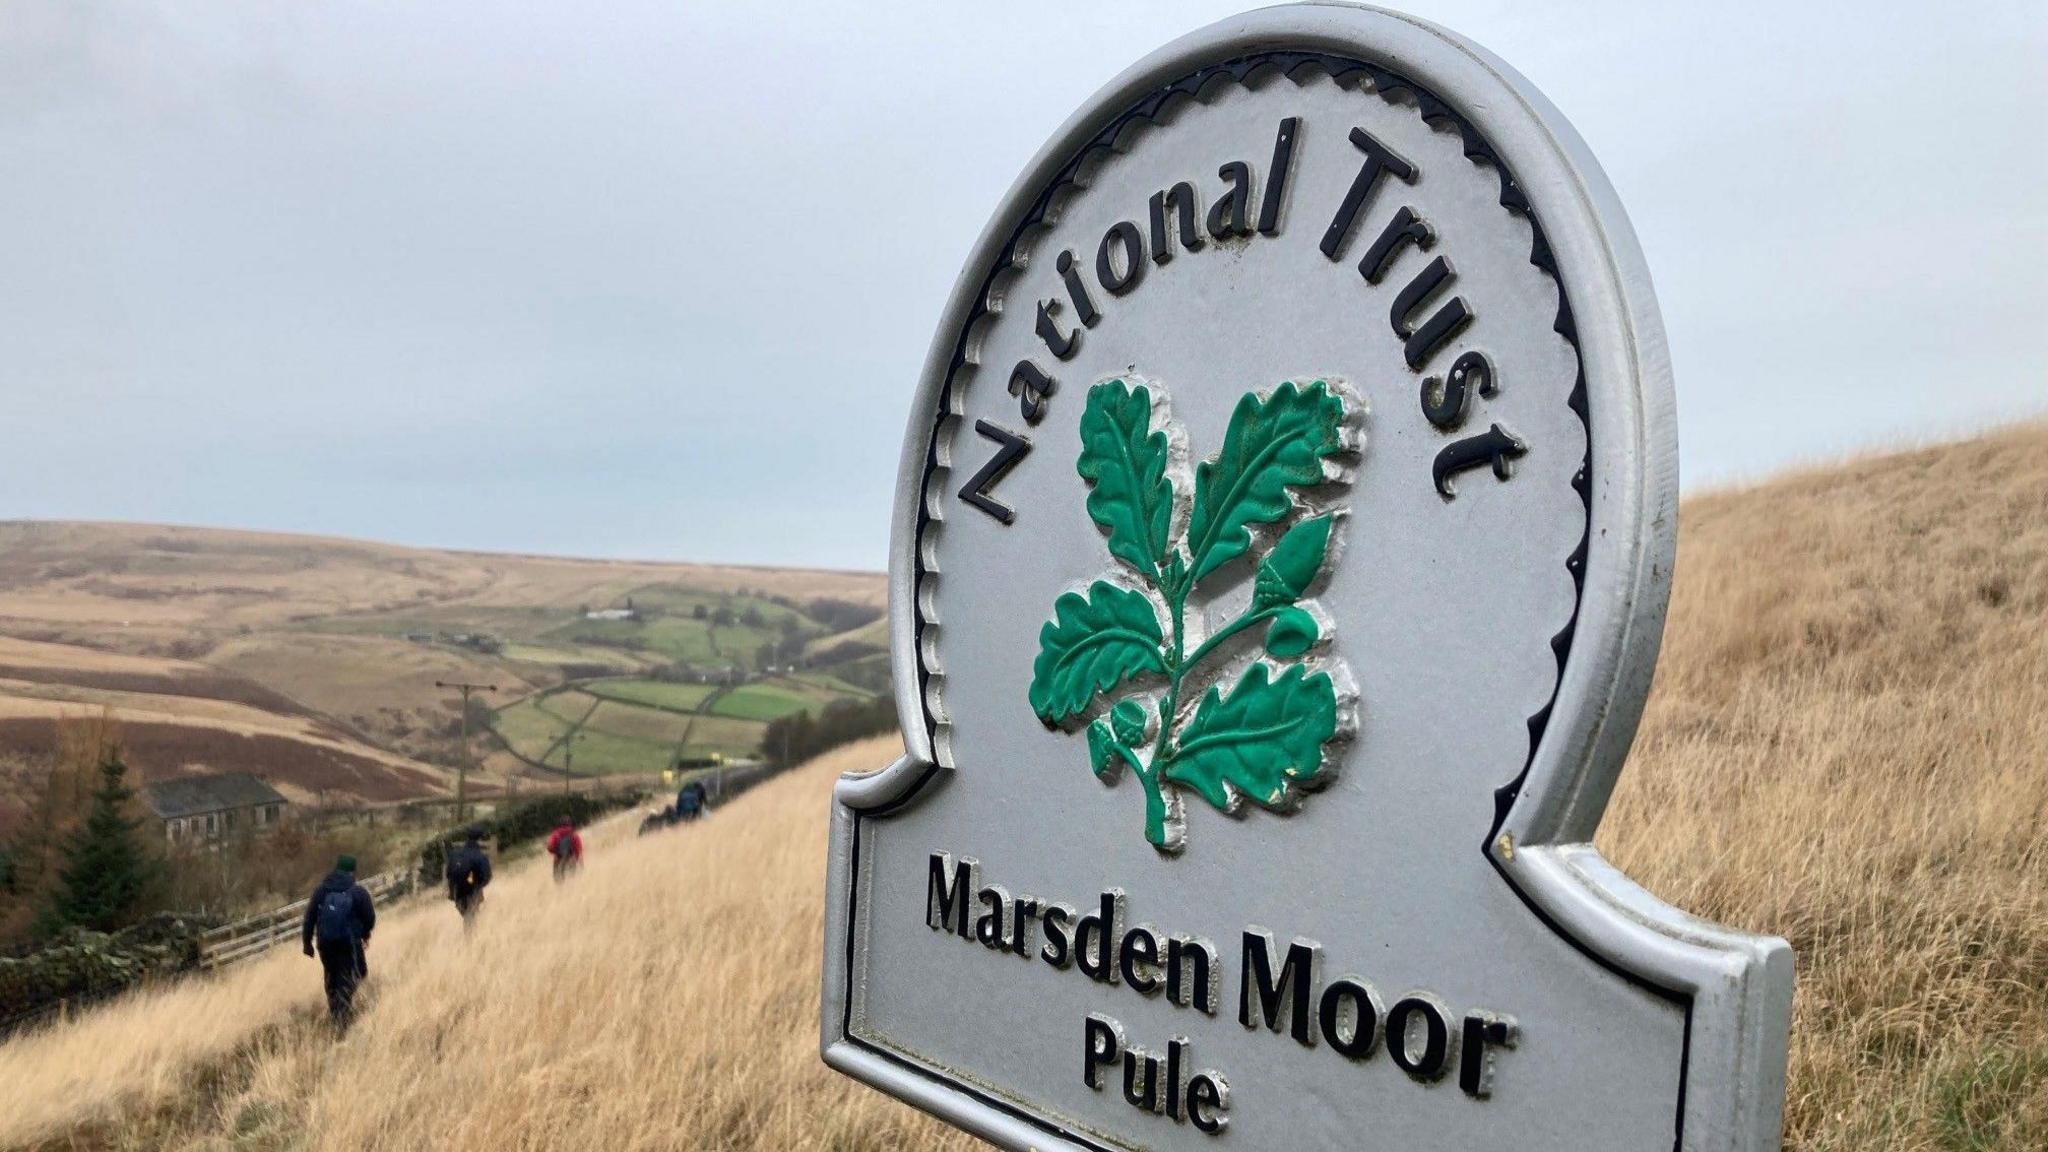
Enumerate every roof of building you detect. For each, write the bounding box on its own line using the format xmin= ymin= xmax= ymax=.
xmin=142 ymin=772 xmax=289 ymax=820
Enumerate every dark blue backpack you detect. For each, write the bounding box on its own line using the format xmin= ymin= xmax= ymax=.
xmin=314 ymin=888 xmax=356 ymax=943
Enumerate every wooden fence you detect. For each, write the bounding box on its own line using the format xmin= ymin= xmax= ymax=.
xmin=197 ymin=866 xmax=421 ymax=970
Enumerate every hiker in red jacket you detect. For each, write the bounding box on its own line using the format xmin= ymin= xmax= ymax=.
xmin=547 ymin=819 xmax=583 ymax=882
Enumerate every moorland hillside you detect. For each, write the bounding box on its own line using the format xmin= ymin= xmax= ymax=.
xmin=0 ymin=522 xmax=887 ymax=809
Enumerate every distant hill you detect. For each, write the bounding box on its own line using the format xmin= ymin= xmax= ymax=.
xmin=0 ymin=522 xmax=884 ymax=813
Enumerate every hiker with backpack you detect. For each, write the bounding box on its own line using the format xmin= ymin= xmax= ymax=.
xmin=445 ymin=825 xmax=493 ymax=928
xmin=546 ymin=818 xmax=583 ymax=882
xmin=301 ymin=855 xmax=376 ymax=1029
xmin=676 ymin=780 xmax=706 ymax=822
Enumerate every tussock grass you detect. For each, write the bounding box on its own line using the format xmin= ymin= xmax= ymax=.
xmin=1601 ymin=422 xmax=2048 ymax=1150
xmin=1 ymin=425 xmax=2043 ymax=1150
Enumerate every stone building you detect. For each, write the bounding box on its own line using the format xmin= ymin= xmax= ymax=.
xmin=141 ymin=773 xmax=289 ymax=845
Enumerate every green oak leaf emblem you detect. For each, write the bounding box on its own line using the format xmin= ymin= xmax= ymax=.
xmin=1028 ymin=377 xmax=1355 ymax=852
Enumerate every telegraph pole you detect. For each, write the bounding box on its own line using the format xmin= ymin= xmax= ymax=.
xmin=436 ymin=680 xmax=497 ymax=824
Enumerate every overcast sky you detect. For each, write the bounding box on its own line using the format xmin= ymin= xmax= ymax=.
xmin=2 ymin=2 xmax=2042 ymax=570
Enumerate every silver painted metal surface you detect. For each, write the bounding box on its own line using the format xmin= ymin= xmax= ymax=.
xmin=824 ymin=5 xmax=1793 ymax=1149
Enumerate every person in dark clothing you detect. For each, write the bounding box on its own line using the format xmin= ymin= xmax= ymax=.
xmin=301 ymin=854 xmax=375 ymax=1029
xmin=445 ymin=825 xmax=493 ymax=928
xmin=676 ymin=780 xmax=706 ymax=821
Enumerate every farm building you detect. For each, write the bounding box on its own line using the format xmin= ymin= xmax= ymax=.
xmin=142 ymin=772 xmax=289 ymax=845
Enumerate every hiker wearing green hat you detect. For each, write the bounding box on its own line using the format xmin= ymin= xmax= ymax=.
xmin=301 ymin=853 xmax=376 ymax=1029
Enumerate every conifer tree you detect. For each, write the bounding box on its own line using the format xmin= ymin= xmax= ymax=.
xmin=42 ymin=752 xmax=154 ymax=933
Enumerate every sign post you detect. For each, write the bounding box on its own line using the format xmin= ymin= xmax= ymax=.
xmin=823 ymin=6 xmax=1793 ymax=1149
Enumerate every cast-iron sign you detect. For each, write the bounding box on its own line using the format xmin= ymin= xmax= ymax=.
xmin=822 ymin=6 xmax=1793 ymax=1149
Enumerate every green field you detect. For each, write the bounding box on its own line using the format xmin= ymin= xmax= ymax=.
xmin=312 ymin=584 xmax=861 ymax=682
xmin=550 ymin=727 xmax=668 ymax=775
xmin=491 ymin=672 xmax=860 ymax=770
xmin=804 ymin=613 xmax=888 ymax=657
xmin=772 ymin=674 xmax=875 ymax=703
xmin=490 ymin=698 xmax=570 ymax=763
xmin=583 ymin=678 xmax=717 ymax=712
xmin=584 ymin=699 xmax=693 ymax=744
xmin=486 ymin=605 xmax=882 ymax=775
xmin=535 ymin=689 xmax=599 ymax=726
xmin=543 ymin=615 xmax=714 ymax=660
xmin=500 ymin=642 xmax=660 ymax=672
xmin=615 ymin=587 xmax=810 ymax=627
xmin=539 ymin=611 xmax=789 ymax=673
xmin=785 ymin=670 xmax=878 ymax=698
xmin=674 ymin=714 xmax=768 ymax=757
xmin=710 ymin=682 xmax=816 ymax=722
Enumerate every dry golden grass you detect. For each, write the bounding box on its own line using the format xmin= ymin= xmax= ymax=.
xmin=0 ymin=426 xmax=2042 ymax=1150
xmin=1602 ymin=422 xmax=2048 ymax=1150
xmin=0 ymin=736 xmax=973 ymax=1152
xmin=0 ymin=637 xmax=206 ymax=678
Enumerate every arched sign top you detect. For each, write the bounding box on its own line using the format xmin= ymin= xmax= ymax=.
xmin=825 ymin=7 xmax=1790 ymax=1150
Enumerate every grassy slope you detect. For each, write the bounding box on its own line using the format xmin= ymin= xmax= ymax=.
xmin=1 ymin=426 xmax=2042 ymax=1149
xmin=1599 ymin=422 xmax=2048 ymax=1149
xmin=0 ymin=736 xmax=968 ymax=1152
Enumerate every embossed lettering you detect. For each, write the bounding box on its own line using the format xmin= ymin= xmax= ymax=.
xmin=1239 ymin=928 xmax=1322 ymax=1045
xmin=1432 ymin=422 xmax=1528 ymax=498
xmin=957 ymin=420 xmax=1032 ymax=523
xmin=1321 ymin=126 xmax=1417 ymax=260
